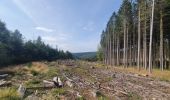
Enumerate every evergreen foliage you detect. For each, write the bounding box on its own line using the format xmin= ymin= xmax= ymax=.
xmin=0 ymin=20 xmax=73 ymax=66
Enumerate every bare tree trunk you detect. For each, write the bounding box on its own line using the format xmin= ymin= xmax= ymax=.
xmin=109 ymin=35 xmax=112 ymax=66
xmin=144 ymin=18 xmax=147 ymax=70
xmin=126 ymin=26 xmax=129 ymax=68
xmin=133 ymin=22 xmax=136 ymax=66
xmin=104 ymin=48 xmax=107 ymax=64
xmin=106 ymin=35 xmax=109 ymax=65
xmin=129 ymin=35 xmax=132 ymax=67
xmin=112 ymin=32 xmax=115 ymax=66
xmin=137 ymin=4 xmax=141 ymax=70
xmin=123 ymin=19 xmax=127 ymax=68
xmin=160 ymin=10 xmax=164 ymax=71
xmin=167 ymin=41 xmax=170 ymax=69
xmin=149 ymin=0 xmax=155 ymax=74
xmin=144 ymin=2 xmax=147 ymax=69
xmin=117 ymin=33 xmax=120 ymax=66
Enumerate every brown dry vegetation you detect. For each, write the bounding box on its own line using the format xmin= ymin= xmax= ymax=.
xmin=0 ymin=60 xmax=170 ymax=100
xmin=113 ymin=66 xmax=170 ymax=81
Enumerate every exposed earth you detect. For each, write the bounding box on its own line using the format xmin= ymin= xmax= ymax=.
xmin=0 ymin=60 xmax=170 ymax=100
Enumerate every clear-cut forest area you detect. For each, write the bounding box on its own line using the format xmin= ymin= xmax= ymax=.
xmin=0 ymin=60 xmax=170 ymax=99
xmin=0 ymin=0 xmax=170 ymax=100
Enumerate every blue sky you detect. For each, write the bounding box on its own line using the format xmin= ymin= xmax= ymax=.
xmin=0 ymin=0 xmax=121 ymax=53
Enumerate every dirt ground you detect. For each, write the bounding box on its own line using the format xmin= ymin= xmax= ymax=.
xmin=0 ymin=60 xmax=170 ymax=100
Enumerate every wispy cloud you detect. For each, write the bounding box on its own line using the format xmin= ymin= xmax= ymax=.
xmin=41 ymin=33 xmax=71 ymax=50
xmin=83 ymin=21 xmax=95 ymax=32
xmin=12 ymin=0 xmax=36 ymax=23
xmin=35 ymin=27 xmax=54 ymax=33
xmin=42 ymin=36 xmax=57 ymax=43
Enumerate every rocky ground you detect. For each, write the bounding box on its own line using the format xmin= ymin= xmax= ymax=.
xmin=0 ymin=60 xmax=170 ymax=100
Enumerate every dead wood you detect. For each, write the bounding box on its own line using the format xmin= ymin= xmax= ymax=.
xmin=0 ymin=79 xmax=11 ymax=87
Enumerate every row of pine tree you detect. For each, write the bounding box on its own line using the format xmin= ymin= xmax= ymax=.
xmin=0 ymin=20 xmax=73 ymax=66
xmin=99 ymin=0 xmax=170 ymax=73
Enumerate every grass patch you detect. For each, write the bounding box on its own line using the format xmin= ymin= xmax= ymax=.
xmin=114 ymin=67 xmax=170 ymax=81
xmin=0 ymin=87 xmax=20 ymax=100
xmin=76 ymin=96 xmax=85 ymax=100
xmin=46 ymin=67 xmax=59 ymax=78
xmin=103 ymin=77 xmax=112 ymax=82
xmin=25 ymin=79 xmax=41 ymax=87
xmin=27 ymin=62 xmax=32 ymax=68
xmin=96 ymin=91 xmax=108 ymax=100
xmin=30 ymin=70 xmax=39 ymax=76
xmin=127 ymin=92 xmax=142 ymax=100
xmin=51 ymin=88 xmax=66 ymax=96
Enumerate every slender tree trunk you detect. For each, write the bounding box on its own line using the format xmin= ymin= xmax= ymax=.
xmin=123 ymin=19 xmax=127 ymax=68
xmin=103 ymin=48 xmax=106 ymax=64
xmin=167 ymin=41 xmax=170 ymax=69
xmin=160 ymin=10 xmax=164 ymax=71
xmin=106 ymin=35 xmax=109 ymax=65
xmin=137 ymin=4 xmax=141 ymax=70
xmin=144 ymin=19 xmax=147 ymax=70
xmin=117 ymin=34 xmax=120 ymax=66
xmin=126 ymin=26 xmax=129 ymax=67
xmin=112 ymin=32 xmax=115 ymax=66
xmin=129 ymin=35 xmax=132 ymax=67
xmin=133 ymin=22 xmax=136 ymax=66
xmin=144 ymin=3 xmax=147 ymax=69
xmin=109 ymin=35 xmax=112 ymax=66
xmin=149 ymin=0 xmax=155 ymax=74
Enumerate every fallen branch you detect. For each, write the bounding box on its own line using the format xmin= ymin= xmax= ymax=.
xmin=0 ymin=74 xmax=8 ymax=77
xmin=0 ymin=74 xmax=8 ymax=79
xmin=43 ymin=76 xmax=63 ymax=88
xmin=0 ymin=79 xmax=6 ymax=86
xmin=0 ymin=79 xmax=11 ymax=87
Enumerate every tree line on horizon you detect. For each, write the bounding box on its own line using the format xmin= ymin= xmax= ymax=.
xmin=99 ymin=0 xmax=170 ymax=74
xmin=0 ymin=20 xmax=73 ymax=66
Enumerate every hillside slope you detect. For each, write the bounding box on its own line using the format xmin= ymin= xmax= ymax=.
xmin=72 ymin=52 xmax=96 ymax=59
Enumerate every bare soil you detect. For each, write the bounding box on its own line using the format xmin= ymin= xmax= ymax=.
xmin=0 ymin=60 xmax=170 ymax=100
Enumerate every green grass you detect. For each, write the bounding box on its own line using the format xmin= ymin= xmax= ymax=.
xmin=127 ymin=92 xmax=142 ymax=100
xmin=96 ymin=91 xmax=108 ymax=100
xmin=25 ymin=79 xmax=41 ymax=87
xmin=30 ymin=70 xmax=39 ymax=76
xmin=0 ymin=88 xmax=20 ymax=100
xmin=46 ymin=67 xmax=59 ymax=78
xmin=27 ymin=62 xmax=32 ymax=68
xmin=76 ymin=96 xmax=85 ymax=100
xmin=51 ymin=88 xmax=66 ymax=96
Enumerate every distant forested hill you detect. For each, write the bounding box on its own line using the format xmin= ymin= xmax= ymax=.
xmin=72 ymin=52 xmax=96 ymax=60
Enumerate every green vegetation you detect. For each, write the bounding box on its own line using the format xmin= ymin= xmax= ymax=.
xmin=30 ymin=70 xmax=39 ymax=76
xmin=0 ymin=88 xmax=20 ymax=100
xmin=73 ymin=52 xmax=97 ymax=61
xmin=96 ymin=91 xmax=108 ymax=100
xmin=27 ymin=62 xmax=32 ymax=68
xmin=46 ymin=67 xmax=59 ymax=78
xmin=51 ymin=88 xmax=66 ymax=96
xmin=25 ymin=79 xmax=41 ymax=87
xmin=0 ymin=20 xmax=73 ymax=66
xmin=97 ymin=46 xmax=104 ymax=61
xmin=127 ymin=92 xmax=142 ymax=100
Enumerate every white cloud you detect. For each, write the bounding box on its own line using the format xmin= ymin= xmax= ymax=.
xmin=83 ymin=21 xmax=95 ymax=32
xmin=41 ymin=33 xmax=71 ymax=50
xmin=42 ymin=36 xmax=57 ymax=43
xmin=35 ymin=27 xmax=54 ymax=33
